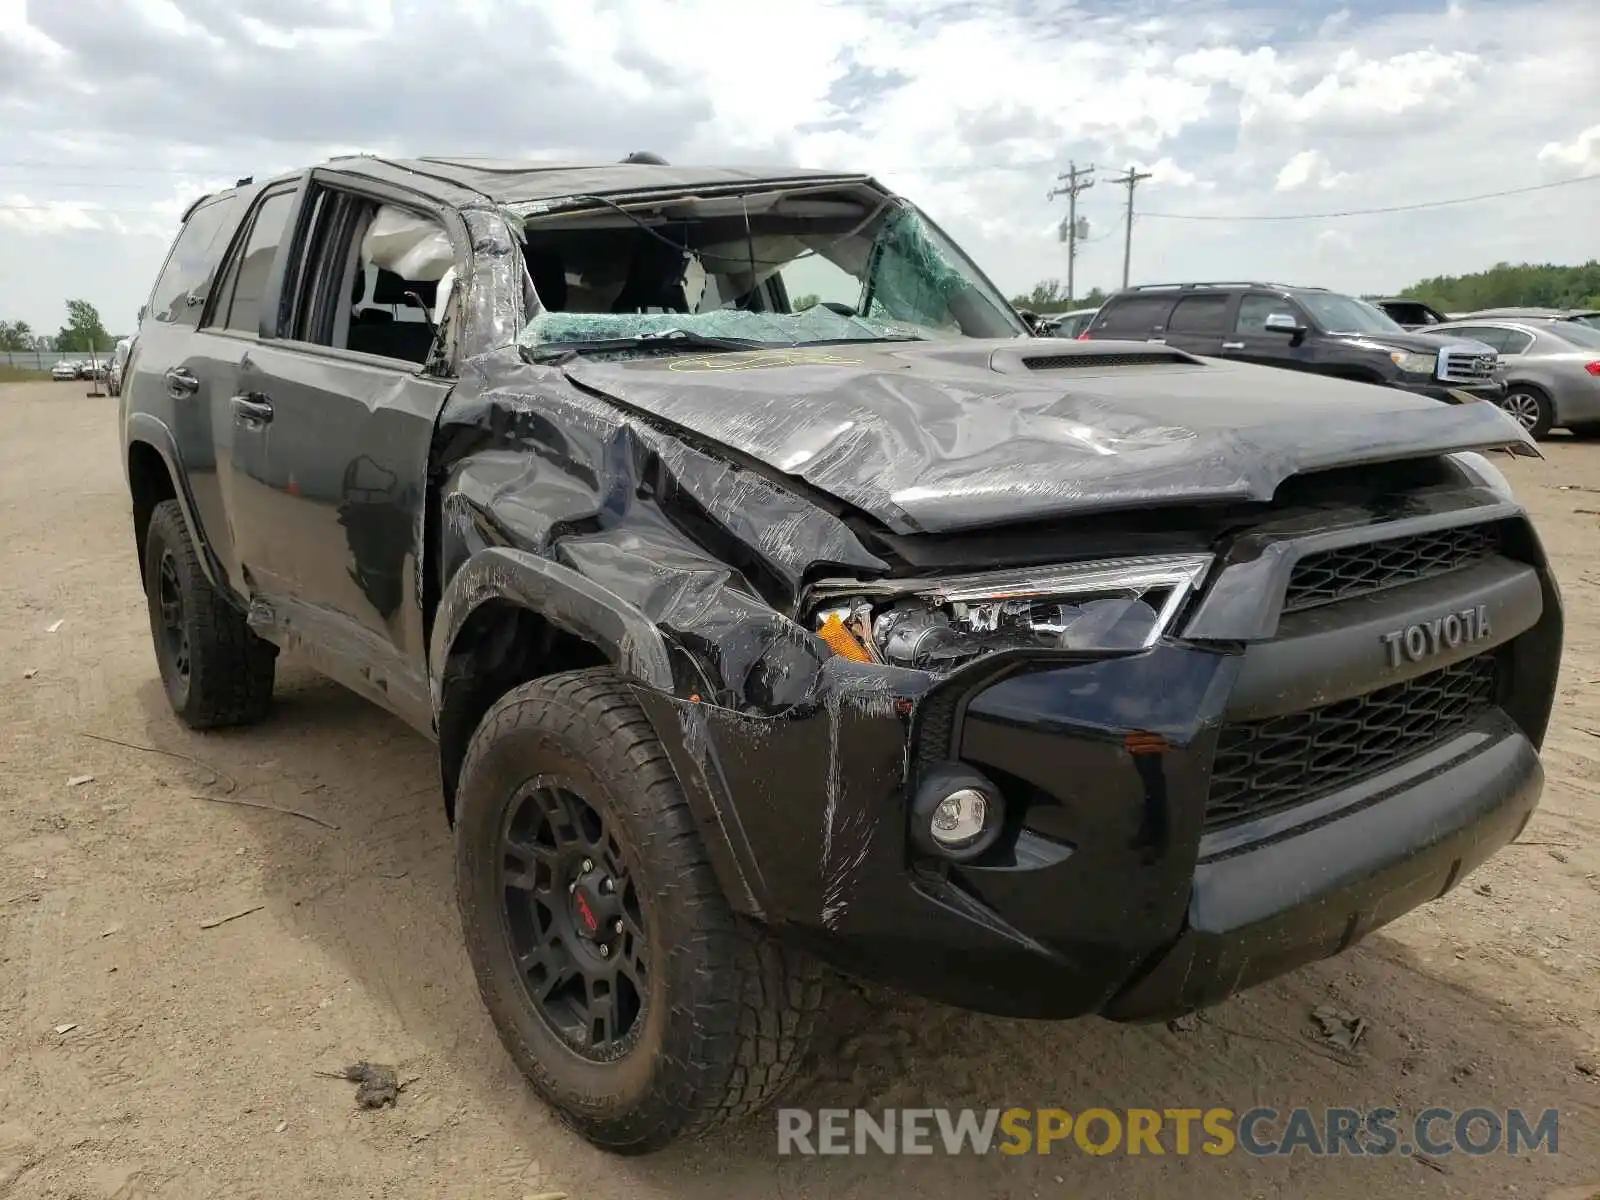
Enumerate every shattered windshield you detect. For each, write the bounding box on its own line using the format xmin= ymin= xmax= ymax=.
xmin=513 ymin=192 xmax=1026 ymax=356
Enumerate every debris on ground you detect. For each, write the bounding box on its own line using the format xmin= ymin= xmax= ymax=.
xmin=66 ymin=774 xmax=94 ymax=787
xmin=1552 ymin=849 xmax=1572 ymax=863
xmin=1166 ymin=1013 xmax=1201 ymax=1034
xmin=1311 ymin=1005 xmax=1368 ymax=1052
xmin=1474 ymin=882 xmax=1493 ymax=896
xmin=523 ymin=1192 xmax=569 ymax=1200
xmin=1577 ymin=1059 xmax=1598 ymax=1077
xmin=53 ymin=1023 xmax=76 ymax=1036
xmin=23 ymin=667 xmax=36 ymax=679
xmin=198 ymin=904 xmax=263 ymax=930
xmin=318 ymin=1061 xmax=400 ymax=1109
xmin=45 ymin=619 xmax=63 ymax=633
xmin=275 ymin=1120 xmax=287 ymax=1134
xmin=1411 ymin=1151 xmax=1447 ymax=1174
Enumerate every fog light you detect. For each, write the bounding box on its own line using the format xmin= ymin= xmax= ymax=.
xmin=910 ymin=766 xmax=1004 ymax=862
xmin=931 ymin=789 xmax=988 ymax=848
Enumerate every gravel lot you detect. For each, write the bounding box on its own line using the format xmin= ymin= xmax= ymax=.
xmin=1 ymin=380 xmax=1596 ymax=1199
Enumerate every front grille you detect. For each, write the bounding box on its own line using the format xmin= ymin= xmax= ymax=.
xmin=1438 ymin=347 xmax=1498 ymax=383
xmin=1205 ymin=655 xmax=1498 ymax=831
xmin=1284 ymin=523 xmax=1499 ymax=613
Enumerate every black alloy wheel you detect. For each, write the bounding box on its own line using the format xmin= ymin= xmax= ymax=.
xmin=500 ymin=778 xmax=649 ymax=1059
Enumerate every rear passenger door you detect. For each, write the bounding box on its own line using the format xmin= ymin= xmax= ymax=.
xmin=223 ymin=174 xmax=464 ymax=731
xmin=1158 ymin=293 xmax=1232 ymax=357
xmin=191 ymin=185 xmax=300 ymax=596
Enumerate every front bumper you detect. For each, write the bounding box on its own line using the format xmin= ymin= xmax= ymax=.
xmin=1104 ymin=717 xmax=1540 ymax=1020
xmin=1395 ymin=377 xmax=1506 ymax=405
xmin=640 ymin=494 xmax=1561 ymax=1022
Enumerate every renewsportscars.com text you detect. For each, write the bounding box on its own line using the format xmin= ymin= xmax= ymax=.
xmin=776 ymin=1106 xmax=1560 ymax=1157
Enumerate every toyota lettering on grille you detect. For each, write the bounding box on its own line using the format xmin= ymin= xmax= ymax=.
xmin=1380 ymin=604 xmax=1492 ymax=667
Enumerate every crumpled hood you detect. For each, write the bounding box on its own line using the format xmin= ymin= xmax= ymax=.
xmin=562 ymin=339 xmax=1534 ymax=534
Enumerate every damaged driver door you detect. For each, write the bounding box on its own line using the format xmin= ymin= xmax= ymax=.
xmin=220 ymin=178 xmax=461 ymax=732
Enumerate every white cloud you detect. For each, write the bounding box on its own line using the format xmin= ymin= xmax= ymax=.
xmin=1275 ymin=149 xmax=1351 ymax=192
xmin=1538 ymin=124 xmax=1600 ymax=174
xmin=1 ymin=0 xmax=1598 ymax=333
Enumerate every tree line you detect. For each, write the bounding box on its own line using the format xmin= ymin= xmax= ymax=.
xmin=0 ymin=299 xmax=114 ymax=353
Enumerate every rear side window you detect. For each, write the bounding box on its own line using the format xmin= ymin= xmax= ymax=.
xmin=1092 ymin=295 xmax=1171 ymax=336
xmin=1499 ymin=330 xmax=1533 ymax=355
xmin=208 ymin=191 xmax=296 ymax=335
xmin=1448 ymin=326 xmax=1509 ymax=353
xmin=1167 ymin=294 xmax=1229 ymax=334
xmin=145 ymin=197 xmax=240 ymax=325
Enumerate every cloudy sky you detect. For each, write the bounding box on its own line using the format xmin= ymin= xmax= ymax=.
xmin=1 ymin=0 xmax=1597 ymax=337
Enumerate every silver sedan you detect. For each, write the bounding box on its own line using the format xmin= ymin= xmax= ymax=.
xmin=1424 ymin=318 xmax=1600 ymax=439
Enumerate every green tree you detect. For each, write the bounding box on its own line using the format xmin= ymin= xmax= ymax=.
xmin=55 ymin=299 xmax=111 ymax=354
xmin=0 ymin=319 xmax=34 ymax=351
xmin=1399 ymin=261 xmax=1600 ymax=312
xmin=792 ymin=293 xmax=820 ymax=311
xmin=1009 ymin=279 xmax=1109 ymax=314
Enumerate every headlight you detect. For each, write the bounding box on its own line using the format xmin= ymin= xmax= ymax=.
xmin=1390 ymin=350 xmax=1438 ymax=374
xmin=810 ymin=553 xmax=1212 ymax=673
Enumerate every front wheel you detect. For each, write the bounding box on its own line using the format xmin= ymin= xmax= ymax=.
xmin=453 ymin=668 xmax=827 ymax=1154
xmin=1498 ymin=385 xmax=1554 ymax=439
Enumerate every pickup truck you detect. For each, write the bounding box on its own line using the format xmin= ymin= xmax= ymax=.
xmin=121 ymin=153 xmax=1560 ymax=1154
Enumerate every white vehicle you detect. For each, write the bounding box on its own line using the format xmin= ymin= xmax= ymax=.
xmin=50 ymin=361 xmax=77 ymax=381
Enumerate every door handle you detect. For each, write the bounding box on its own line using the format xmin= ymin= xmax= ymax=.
xmin=230 ymin=393 xmax=274 ymax=425
xmin=165 ymin=367 xmax=200 ymax=397
xmin=1222 ymin=341 xmax=1246 ymax=350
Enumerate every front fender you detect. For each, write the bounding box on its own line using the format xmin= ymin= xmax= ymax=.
xmin=428 ymin=546 xmax=676 ymax=710
xmin=429 ymin=546 xmax=765 ymax=914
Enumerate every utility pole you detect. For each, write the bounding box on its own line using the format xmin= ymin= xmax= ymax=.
xmin=1047 ymin=161 xmax=1095 ymax=305
xmin=1108 ymin=164 xmax=1153 ymax=288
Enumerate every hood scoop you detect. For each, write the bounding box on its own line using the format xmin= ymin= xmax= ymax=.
xmin=993 ymin=343 xmax=1203 ymax=375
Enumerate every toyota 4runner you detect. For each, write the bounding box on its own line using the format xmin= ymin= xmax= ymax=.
xmin=121 ymin=155 xmax=1560 ymax=1154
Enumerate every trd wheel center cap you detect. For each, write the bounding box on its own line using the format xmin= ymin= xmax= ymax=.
xmin=569 ymin=875 xmax=619 ymax=942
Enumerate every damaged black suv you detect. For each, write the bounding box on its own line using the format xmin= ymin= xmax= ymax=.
xmin=120 ymin=154 xmax=1561 ymax=1154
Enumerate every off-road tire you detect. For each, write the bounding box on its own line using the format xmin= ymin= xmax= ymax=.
xmin=142 ymin=498 xmax=276 ymax=729
xmin=454 ymin=668 xmax=827 ymax=1154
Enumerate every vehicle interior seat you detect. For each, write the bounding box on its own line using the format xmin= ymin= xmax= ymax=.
xmin=609 ymin=233 xmax=689 ymax=313
xmin=348 ymin=268 xmax=436 ymax=363
xmin=525 ymin=249 xmax=568 ymax=313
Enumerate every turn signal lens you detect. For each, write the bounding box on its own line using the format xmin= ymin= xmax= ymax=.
xmin=817 ymin=612 xmax=873 ymax=662
xmin=1585 ymin=361 xmax=1600 ymax=377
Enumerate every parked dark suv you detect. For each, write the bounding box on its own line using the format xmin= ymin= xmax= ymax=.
xmin=121 ymin=156 xmax=1558 ymax=1154
xmin=1084 ymin=281 xmax=1507 ymax=406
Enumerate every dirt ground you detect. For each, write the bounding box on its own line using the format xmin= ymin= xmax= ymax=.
xmin=1 ymin=379 xmax=1596 ymax=1199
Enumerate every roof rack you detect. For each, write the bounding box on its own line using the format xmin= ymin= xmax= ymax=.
xmin=1125 ymin=281 xmax=1326 ymax=293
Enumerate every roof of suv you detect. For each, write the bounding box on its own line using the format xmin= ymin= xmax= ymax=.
xmin=1114 ymin=281 xmax=1329 ymax=295
xmin=236 ymin=154 xmax=873 ymax=210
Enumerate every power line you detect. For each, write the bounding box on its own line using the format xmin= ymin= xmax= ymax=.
xmin=1140 ymin=173 xmax=1600 ymax=221
xmin=1047 ymin=161 xmax=1094 ymax=306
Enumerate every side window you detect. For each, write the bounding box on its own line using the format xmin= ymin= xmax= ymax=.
xmin=1499 ymin=330 xmax=1533 ymax=355
xmin=1092 ymin=295 xmax=1172 ymax=337
xmin=145 ymin=197 xmax=239 ymax=325
xmin=1449 ymin=326 xmax=1508 ymax=353
xmin=204 ymin=191 xmax=295 ymax=336
xmin=1167 ymin=294 xmax=1229 ymax=335
xmin=781 ymin=255 xmax=862 ymax=314
xmin=1235 ymin=294 xmax=1287 ymax=334
xmin=291 ymin=190 xmax=456 ymax=368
